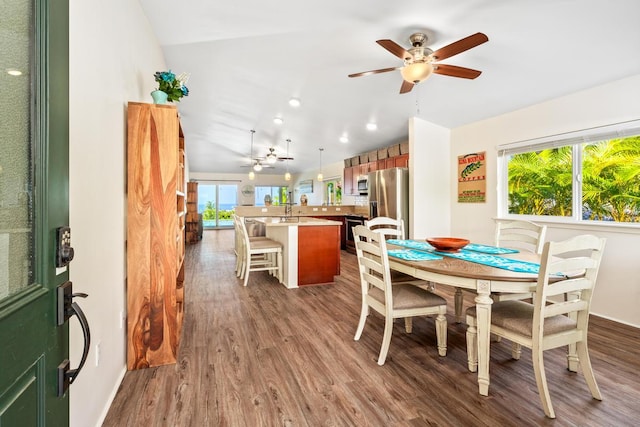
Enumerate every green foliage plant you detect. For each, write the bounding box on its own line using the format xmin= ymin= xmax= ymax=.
xmin=154 ymin=70 xmax=189 ymax=102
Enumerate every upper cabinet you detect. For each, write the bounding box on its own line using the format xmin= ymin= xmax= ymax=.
xmin=126 ymin=102 xmax=186 ymax=370
xmin=343 ymin=142 xmax=409 ymax=195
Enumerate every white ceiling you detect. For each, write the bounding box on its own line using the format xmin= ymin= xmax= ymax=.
xmin=139 ymin=0 xmax=640 ymax=175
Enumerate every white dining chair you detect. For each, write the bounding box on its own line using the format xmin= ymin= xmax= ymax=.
xmin=235 ymin=215 xmax=283 ymax=286
xmin=353 ymin=225 xmax=447 ymax=365
xmin=454 ymin=219 xmax=547 ymax=323
xmin=365 ymin=216 xmax=434 ymax=290
xmin=465 ymin=234 xmax=606 ymax=418
xmin=233 ymin=215 xmax=269 ymax=277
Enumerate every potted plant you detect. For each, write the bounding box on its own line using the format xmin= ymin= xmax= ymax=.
xmin=151 ymin=70 xmax=189 ymax=103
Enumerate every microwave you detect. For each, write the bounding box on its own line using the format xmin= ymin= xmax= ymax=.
xmin=357 ymin=176 xmax=368 ymax=194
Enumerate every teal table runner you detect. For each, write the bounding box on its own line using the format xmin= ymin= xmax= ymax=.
xmin=387 ymin=239 xmax=519 ymax=255
xmin=464 ymin=243 xmax=518 ymax=254
xmin=436 ymin=250 xmax=541 ymax=274
xmin=388 ymin=249 xmax=443 ymax=261
xmin=387 ymin=239 xmax=540 ymax=274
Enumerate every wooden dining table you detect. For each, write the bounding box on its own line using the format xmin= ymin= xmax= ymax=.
xmin=387 ymin=247 xmax=542 ymax=397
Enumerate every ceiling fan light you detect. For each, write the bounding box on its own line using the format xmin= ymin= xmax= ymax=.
xmin=253 ymin=162 xmax=262 ymax=172
xmin=266 ymin=153 xmax=277 ymax=164
xmin=400 ymin=62 xmax=434 ymax=84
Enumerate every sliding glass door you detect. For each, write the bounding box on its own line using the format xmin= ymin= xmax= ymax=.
xmin=198 ymin=182 xmax=238 ymax=229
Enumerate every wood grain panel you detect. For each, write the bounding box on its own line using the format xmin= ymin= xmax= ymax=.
xmin=127 ymin=102 xmax=181 ymax=369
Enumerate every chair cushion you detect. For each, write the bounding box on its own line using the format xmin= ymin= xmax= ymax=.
xmin=466 ymin=300 xmax=576 ymax=337
xmin=369 ymin=284 xmax=446 ymax=310
xmin=250 ymin=238 xmax=282 ymax=250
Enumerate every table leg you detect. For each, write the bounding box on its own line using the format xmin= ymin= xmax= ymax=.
xmin=474 ymin=280 xmax=492 ymax=396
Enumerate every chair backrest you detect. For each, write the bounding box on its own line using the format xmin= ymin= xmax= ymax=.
xmin=533 ymin=234 xmax=606 ymax=342
xmin=495 ymin=219 xmax=547 ymax=254
xmin=365 ymin=216 xmax=406 ymax=239
xmin=233 ymin=214 xmax=249 ymax=250
xmin=353 ymin=225 xmax=393 ymax=303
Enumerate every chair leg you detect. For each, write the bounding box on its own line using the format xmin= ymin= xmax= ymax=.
xmin=276 ymin=251 xmax=283 ymax=283
xmin=576 ymin=341 xmax=602 ymax=401
xmin=532 ymin=345 xmax=555 ymax=419
xmin=354 ymin=300 xmax=368 ymax=341
xmin=511 ymin=342 xmax=522 ymax=360
xmin=435 ymin=308 xmax=447 ymax=357
xmin=243 ymin=256 xmax=251 ymax=287
xmin=404 ymin=317 xmax=413 ymax=333
xmin=466 ymin=316 xmax=478 ymax=372
xmin=454 ymin=288 xmax=463 ymax=323
xmin=377 ymin=315 xmax=394 ymax=365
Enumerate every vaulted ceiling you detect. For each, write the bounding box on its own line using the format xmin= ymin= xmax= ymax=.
xmin=139 ymin=0 xmax=640 ymax=175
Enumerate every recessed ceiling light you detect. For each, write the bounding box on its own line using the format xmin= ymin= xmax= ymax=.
xmin=273 ymin=117 xmax=284 ymax=125
xmin=366 ymin=122 xmax=377 ymax=131
xmin=339 ymin=135 xmax=349 ymax=143
xmin=288 ymin=98 xmax=301 ymax=108
xmin=6 ymin=69 xmax=22 ymax=76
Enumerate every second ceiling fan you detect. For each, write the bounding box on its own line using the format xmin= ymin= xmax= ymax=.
xmin=349 ymin=32 xmax=488 ymax=94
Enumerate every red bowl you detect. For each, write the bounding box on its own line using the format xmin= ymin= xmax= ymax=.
xmin=426 ymin=237 xmax=470 ymax=252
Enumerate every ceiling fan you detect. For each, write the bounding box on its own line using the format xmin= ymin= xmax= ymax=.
xmin=262 ymin=147 xmax=294 ymax=164
xmin=348 ymin=32 xmax=489 ymax=94
xmin=241 ymin=159 xmax=274 ymax=171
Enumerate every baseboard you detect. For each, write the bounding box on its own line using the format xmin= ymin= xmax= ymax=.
xmin=591 ymin=312 xmax=639 ymax=329
xmin=94 ymin=366 xmax=127 ymax=427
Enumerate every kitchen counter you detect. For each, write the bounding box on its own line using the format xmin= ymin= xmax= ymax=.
xmin=235 ymin=204 xmax=369 ymax=219
xmin=254 ymin=217 xmax=341 ymax=288
xmin=254 ymin=216 xmax=342 ymax=226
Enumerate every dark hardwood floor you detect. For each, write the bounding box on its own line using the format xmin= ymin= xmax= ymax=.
xmin=103 ymin=229 xmax=640 ymax=426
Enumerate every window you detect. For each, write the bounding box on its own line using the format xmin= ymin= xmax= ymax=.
xmin=255 ymin=186 xmax=290 ymax=206
xmin=499 ymin=121 xmax=640 ymax=223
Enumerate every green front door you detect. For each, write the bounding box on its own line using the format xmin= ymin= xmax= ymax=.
xmin=0 ymin=0 xmax=71 ymax=425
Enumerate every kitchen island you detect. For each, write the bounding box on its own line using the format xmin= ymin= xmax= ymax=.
xmin=254 ymin=217 xmax=341 ymax=288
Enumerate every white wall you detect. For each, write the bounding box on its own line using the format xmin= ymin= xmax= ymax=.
xmin=450 ymin=74 xmax=640 ymax=327
xmin=409 ymin=117 xmax=451 ymax=239
xmin=68 ymin=1 xmax=167 ymax=426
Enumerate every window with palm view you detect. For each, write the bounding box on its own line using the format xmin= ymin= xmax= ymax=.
xmin=501 ymin=123 xmax=640 ymax=223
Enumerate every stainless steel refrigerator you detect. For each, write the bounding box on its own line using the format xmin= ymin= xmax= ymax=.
xmin=368 ymin=167 xmax=409 ymax=238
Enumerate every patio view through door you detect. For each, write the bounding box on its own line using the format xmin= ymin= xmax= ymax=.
xmin=198 ymin=182 xmax=238 ymax=229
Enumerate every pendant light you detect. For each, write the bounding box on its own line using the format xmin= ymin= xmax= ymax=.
xmin=317 ymin=148 xmax=324 ymax=181
xmin=284 ymin=139 xmax=291 ymax=181
xmin=248 ymin=129 xmax=256 ymax=180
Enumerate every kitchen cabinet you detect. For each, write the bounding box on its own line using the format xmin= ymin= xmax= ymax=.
xmin=394 ymin=153 xmax=409 ymax=168
xmin=359 ymin=161 xmax=377 ymax=175
xmin=312 ymin=215 xmax=346 ymax=249
xmin=344 ymin=154 xmax=410 ymax=192
xmin=344 ymin=166 xmax=354 ymax=195
xmin=126 ymin=102 xmax=186 ymax=370
xmin=298 ymin=225 xmax=340 ymax=285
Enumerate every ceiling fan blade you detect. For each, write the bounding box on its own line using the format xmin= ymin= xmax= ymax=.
xmin=348 ymin=66 xmax=400 ymax=78
xmin=399 ymin=80 xmax=414 ymax=94
xmin=434 ymin=64 xmax=482 ymax=79
xmin=376 ymin=39 xmax=412 ymax=60
xmin=277 ymin=157 xmax=294 ymax=161
xmin=432 ymin=32 xmax=489 ymax=61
